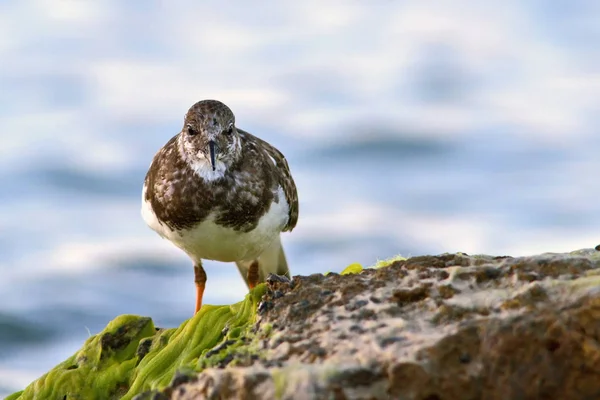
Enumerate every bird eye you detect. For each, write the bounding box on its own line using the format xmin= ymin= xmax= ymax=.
xmin=186 ymin=125 xmax=198 ymax=136
xmin=224 ymin=125 xmax=234 ymax=135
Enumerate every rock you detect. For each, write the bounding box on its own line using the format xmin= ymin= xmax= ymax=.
xmin=8 ymin=249 xmax=600 ymax=400
xmin=170 ymin=249 xmax=600 ymax=400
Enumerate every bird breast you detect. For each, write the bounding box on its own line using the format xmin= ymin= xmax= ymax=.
xmin=141 ymin=185 xmax=289 ymax=263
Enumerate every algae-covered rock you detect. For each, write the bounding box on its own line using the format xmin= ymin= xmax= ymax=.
xmin=7 ymin=286 xmax=266 ymax=400
xmin=9 ymin=249 xmax=600 ymax=400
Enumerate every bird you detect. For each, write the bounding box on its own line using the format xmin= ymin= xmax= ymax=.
xmin=141 ymin=99 xmax=298 ymax=314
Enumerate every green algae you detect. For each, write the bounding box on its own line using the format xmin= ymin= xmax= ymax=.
xmin=5 ymin=391 xmax=23 ymax=400
xmin=9 ymin=285 xmax=266 ymax=400
xmin=340 ymin=263 xmax=363 ymax=275
xmin=338 ymin=255 xmax=406 ymax=276
xmin=371 ymin=254 xmax=406 ymax=269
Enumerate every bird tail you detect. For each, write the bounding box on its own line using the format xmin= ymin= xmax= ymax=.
xmin=235 ymin=235 xmax=291 ymax=287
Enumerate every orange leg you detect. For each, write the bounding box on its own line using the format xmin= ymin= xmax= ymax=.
xmin=247 ymin=260 xmax=260 ymax=290
xmin=194 ymin=263 xmax=207 ymax=314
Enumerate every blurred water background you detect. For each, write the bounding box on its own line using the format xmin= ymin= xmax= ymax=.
xmin=1 ymin=1 xmax=599 ymax=396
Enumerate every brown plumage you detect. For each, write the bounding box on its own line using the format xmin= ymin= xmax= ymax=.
xmin=141 ymin=100 xmax=298 ymax=313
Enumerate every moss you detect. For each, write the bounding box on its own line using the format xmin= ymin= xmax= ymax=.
xmin=9 ymin=285 xmax=267 ymax=400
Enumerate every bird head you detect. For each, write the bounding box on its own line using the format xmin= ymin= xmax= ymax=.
xmin=179 ymin=99 xmax=242 ymax=180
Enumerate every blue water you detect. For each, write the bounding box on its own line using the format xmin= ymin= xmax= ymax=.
xmin=1 ymin=1 xmax=600 ymax=396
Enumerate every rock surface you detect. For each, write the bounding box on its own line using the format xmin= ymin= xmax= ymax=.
xmin=9 ymin=249 xmax=600 ymax=400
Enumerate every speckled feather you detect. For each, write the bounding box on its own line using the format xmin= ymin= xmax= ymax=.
xmin=143 ymin=103 xmax=298 ymax=234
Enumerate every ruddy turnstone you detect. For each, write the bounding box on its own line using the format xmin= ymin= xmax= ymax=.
xmin=141 ymin=99 xmax=298 ymax=313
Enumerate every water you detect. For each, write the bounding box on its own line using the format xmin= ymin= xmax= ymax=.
xmin=1 ymin=1 xmax=600 ymax=396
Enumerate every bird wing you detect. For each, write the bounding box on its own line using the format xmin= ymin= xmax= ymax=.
xmin=237 ymin=128 xmax=299 ymax=232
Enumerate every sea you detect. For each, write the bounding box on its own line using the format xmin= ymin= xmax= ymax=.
xmin=1 ymin=1 xmax=599 ymax=396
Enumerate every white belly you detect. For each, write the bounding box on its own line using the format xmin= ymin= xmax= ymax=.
xmin=141 ymin=185 xmax=289 ymax=263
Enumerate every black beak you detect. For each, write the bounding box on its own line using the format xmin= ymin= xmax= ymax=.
xmin=208 ymin=140 xmax=217 ymax=171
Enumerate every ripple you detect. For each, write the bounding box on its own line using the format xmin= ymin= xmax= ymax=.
xmin=0 ymin=313 xmax=57 ymax=358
